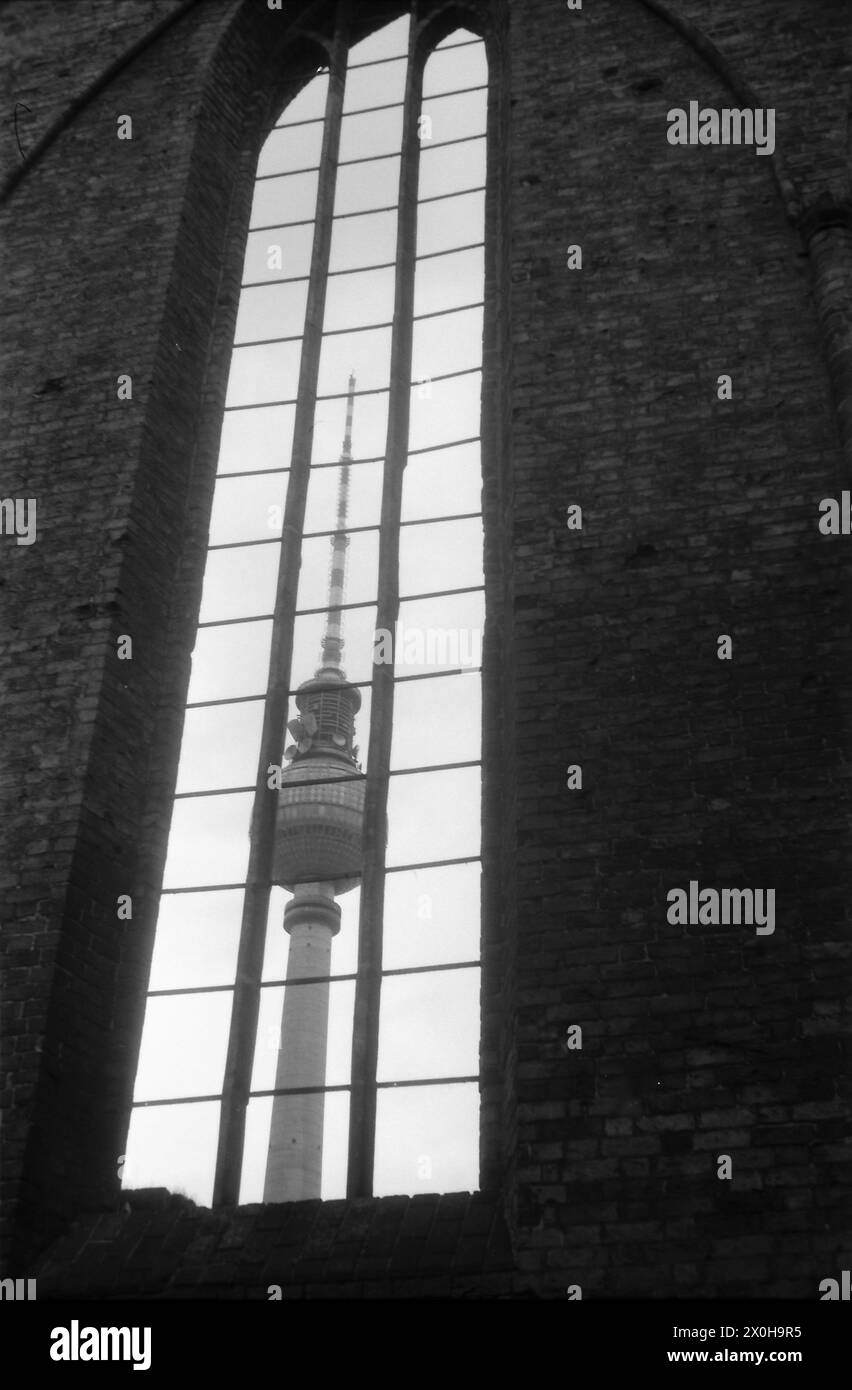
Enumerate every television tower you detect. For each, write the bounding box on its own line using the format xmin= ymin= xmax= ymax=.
xmin=263 ymin=375 xmax=365 ymax=1202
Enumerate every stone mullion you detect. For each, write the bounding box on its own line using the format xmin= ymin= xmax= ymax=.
xmin=212 ymin=3 xmax=351 ymax=1208
xmin=345 ymin=17 xmax=424 ymax=1200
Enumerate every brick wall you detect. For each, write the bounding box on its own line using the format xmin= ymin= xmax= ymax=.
xmin=504 ymin=0 xmax=851 ymax=1296
xmin=2 ymin=0 xmax=850 ymax=1296
xmin=33 ymin=1189 xmax=515 ymax=1298
xmin=0 ymin=0 xmax=356 ymax=1265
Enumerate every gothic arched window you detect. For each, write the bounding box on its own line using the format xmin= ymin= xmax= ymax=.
xmin=124 ymin=10 xmax=490 ymax=1205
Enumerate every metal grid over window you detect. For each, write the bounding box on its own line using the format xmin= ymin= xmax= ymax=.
xmin=124 ymin=8 xmax=488 ymax=1205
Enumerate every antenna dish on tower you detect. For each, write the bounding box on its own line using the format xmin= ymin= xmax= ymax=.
xmin=287 ymin=713 xmax=318 ymax=743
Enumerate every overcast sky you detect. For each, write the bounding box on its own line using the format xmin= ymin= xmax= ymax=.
xmin=123 ymin=16 xmax=487 ymax=1205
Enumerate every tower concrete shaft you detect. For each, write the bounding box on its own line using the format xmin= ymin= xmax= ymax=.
xmin=263 ymin=886 xmax=340 ymax=1202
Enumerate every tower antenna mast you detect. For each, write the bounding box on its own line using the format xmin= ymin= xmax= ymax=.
xmin=319 ymin=371 xmax=356 ymax=674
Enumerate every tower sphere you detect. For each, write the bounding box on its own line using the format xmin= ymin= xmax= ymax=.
xmin=271 ymin=751 xmax=365 ymax=895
